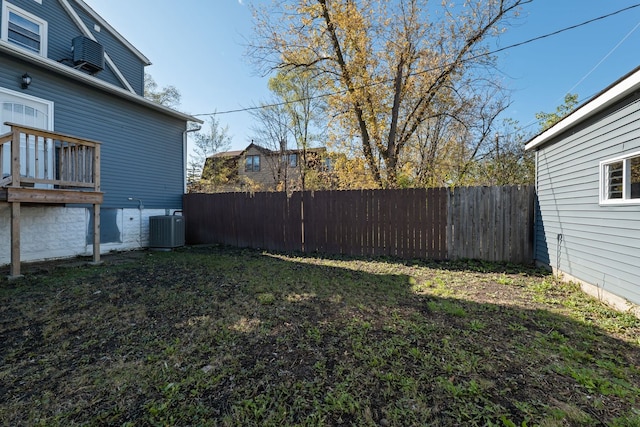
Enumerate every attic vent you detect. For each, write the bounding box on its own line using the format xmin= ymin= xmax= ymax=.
xmin=71 ymin=36 xmax=104 ymax=74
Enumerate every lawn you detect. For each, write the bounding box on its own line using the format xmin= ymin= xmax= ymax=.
xmin=1 ymin=245 xmax=639 ymax=426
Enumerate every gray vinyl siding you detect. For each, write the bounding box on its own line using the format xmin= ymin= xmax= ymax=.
xmin=1 ymin=0 xmax=76 ymax=63
xmin=69 ymin=2 xmax=145 ymax=95
xmin=1 ymin=0 xmax=143 ymax=93
xmin=1 ymin=52 xmax=186 ymax=209
xmin=535 ymin=91 xmax=640 ymax=306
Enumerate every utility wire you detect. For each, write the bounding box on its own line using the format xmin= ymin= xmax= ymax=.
xmin=519 ymin=17 xmax=640 ymax=130
xmin=194 ymin=3 xmax=640 ymax=117
xmin=564 ymin=20 xmax=640 ymax=97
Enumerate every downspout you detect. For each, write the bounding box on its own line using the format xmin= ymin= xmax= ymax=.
xmin=533 ymin=150 xmax=538 ymax=265
xmin=183 ymin=124 xmax=202 ymax=194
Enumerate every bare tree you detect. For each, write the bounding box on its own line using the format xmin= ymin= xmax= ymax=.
xmin=480 ymin=119 xmax=534 ymax=186
xmin=144 ymin=73 xmax=181 ymax=109
xmin=268 ymin=69 xmax=326 ymax=191
xmin=249 ymin=0 xmax=529 ymax=188
xmin=250 ymin=69 xmax=326 ymax=192
xmin=250 ymin=100 xmax=292 ymax=191
xmin=189 ymin=116 xmax=232 ymax=182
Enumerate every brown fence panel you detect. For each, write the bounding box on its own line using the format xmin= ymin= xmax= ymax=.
xmin=249 ymin=192 xmax=265 ymax=249
xmin=184 ymin=185 xmax=533 ymax=264
xmin=397 ymin=189 xmax=408 ymax=258
xmin=296 ymin=188 xmax=447 ymax=260
xmin=338 ymin=190 xmax=351 ymax=255
xmin=183 ymin=193 xmax=207 ymax=245
xmin=235 ymin=193 xmax=250 ymax=248
xmin=447 ymin=185 xmax=534 ymax=264
xmin=301 ymin=191 xmax=314 ymax=253
xmin=286 ymin=192 xmax=303 ymax=252
xmin=262 ymin=192 xmax=278 ymax=251
xmin=368 ymin=190 xmax=379 ymax=257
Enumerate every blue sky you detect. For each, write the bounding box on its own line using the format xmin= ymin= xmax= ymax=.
xmin=87 ymin=0 xmax=640 ymax=151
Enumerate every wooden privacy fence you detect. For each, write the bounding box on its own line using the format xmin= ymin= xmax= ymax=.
xmin=447 ymin=186 xmax=535 ymax=263
xmin=183 ymin=185 xmax=534 ymax=264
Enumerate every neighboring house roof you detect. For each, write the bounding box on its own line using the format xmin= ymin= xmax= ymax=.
xmin=211 ymin=144 xmax=327 ymax=160
xmin=0 ymin=40 xmax=201 ymax=123
xmin=244 ymin=142 xmax=276 ymax=156
xmin=247 ymin=143 xmax=327 ymax=156
xmin=210 ymin=150 xmax=244 ymax=159
xmin=525 ymin=65 xmax=640 ymax=151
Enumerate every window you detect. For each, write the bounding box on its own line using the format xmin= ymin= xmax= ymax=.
xmin=1 ymin=87 xmax=54 ymax=182
xmin=600 ymin=152 xmax=640 ymax=204
xmin=288 ymin=153 xmax=298 ymax=168
xmin=245 ymin=155 xmax=260 ymax=172
xmin=1 ymin=2 xmax=48 ymax=56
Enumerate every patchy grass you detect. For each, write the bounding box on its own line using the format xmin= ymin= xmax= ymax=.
xmin=1 ymin=246 xmax=639 ymax=426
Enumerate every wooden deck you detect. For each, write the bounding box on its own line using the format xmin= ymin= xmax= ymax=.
xmin=1 ymin=123 xmax=102 ymax=277
xmin=0 ymin=187 xmax=102 ymax=204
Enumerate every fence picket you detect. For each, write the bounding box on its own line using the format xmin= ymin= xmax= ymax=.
xmin=183 ymin=186 xmax=534 ymax=263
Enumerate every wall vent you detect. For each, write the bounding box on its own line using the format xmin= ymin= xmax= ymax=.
xmin=149 ymin=215 xmax=185 ymax=249
xmin=72 ymin=36 xmax=104 ymax=74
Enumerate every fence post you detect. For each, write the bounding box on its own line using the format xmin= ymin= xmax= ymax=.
xmin=183 ymin=186 xmax=535 ymax=263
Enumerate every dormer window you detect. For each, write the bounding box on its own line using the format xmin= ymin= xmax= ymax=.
xmin=245 ymin=155 xmax=260 ymax=172
xmin=1 ymin=2 xmax=48 ymax=56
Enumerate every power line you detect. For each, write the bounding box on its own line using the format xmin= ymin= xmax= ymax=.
xmin=520 ymin=16 xmax=640 ymax=130
xmin=564 ymin=20 xmax=640 ymax=98
xmin=194 ymin=3 xmax=640 ymax=117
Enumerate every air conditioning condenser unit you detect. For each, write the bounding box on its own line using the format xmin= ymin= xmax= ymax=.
xmin=149 ymin=215 xmax=185 ymax=249
xmin=72 ymin=36 xmax=104 ymax=74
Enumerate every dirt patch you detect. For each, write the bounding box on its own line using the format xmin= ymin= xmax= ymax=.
xmin=1 ymin=246 xmax=639 ymax=426
xmin=0 ymin=249 xmax=148 ymax=277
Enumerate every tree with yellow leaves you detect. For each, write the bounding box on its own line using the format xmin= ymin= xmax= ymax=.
xmin=249 ymin=0 xmax=530 ymax=188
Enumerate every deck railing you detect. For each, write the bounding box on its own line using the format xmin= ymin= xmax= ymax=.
xmin=0 ymin=122 xmax=100 ymax=191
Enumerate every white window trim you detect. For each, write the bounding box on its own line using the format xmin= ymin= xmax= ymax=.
xmin=1 ymin=87 xmax=55 ymax=183
xmin=0 ymin=86 xmax=54 ymax=130
xmin=599 ymin=150 xmax=640 ymax=205
xmin=1 ymin=1 xmax=48 ymax=56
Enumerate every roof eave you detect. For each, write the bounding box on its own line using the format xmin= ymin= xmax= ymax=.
xmin=0 ymin=41 xmax=202 ymax=123
xmin=525 ymin=66 xmax=640 ymax=151
xmin=72 ymin=0 xmax=152 ymax=66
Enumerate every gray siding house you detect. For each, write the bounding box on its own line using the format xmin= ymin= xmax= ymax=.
xmin=0 ymin=0 xmax=200 ymax=269
xmin=526 ymin=66 xmax=640 ymax=315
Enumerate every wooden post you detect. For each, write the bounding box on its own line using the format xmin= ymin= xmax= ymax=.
xmin=9 ymin=127 xmax=22 ymax=278
xmin=11 ymin=128 xmax=20 ymax=187
xmin=9 ymin=201 xmax=21 ymax=278
xmin=91 ymin=143 xmax=101 ymax=265
xmin=92 ymin=204 xmax=101 ymax=265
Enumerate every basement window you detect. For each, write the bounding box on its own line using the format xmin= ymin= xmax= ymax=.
xmin=600 ymin=152 xmax=640 ymax=204
xmin=1 ymin=2 xmax=48 ymax=56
